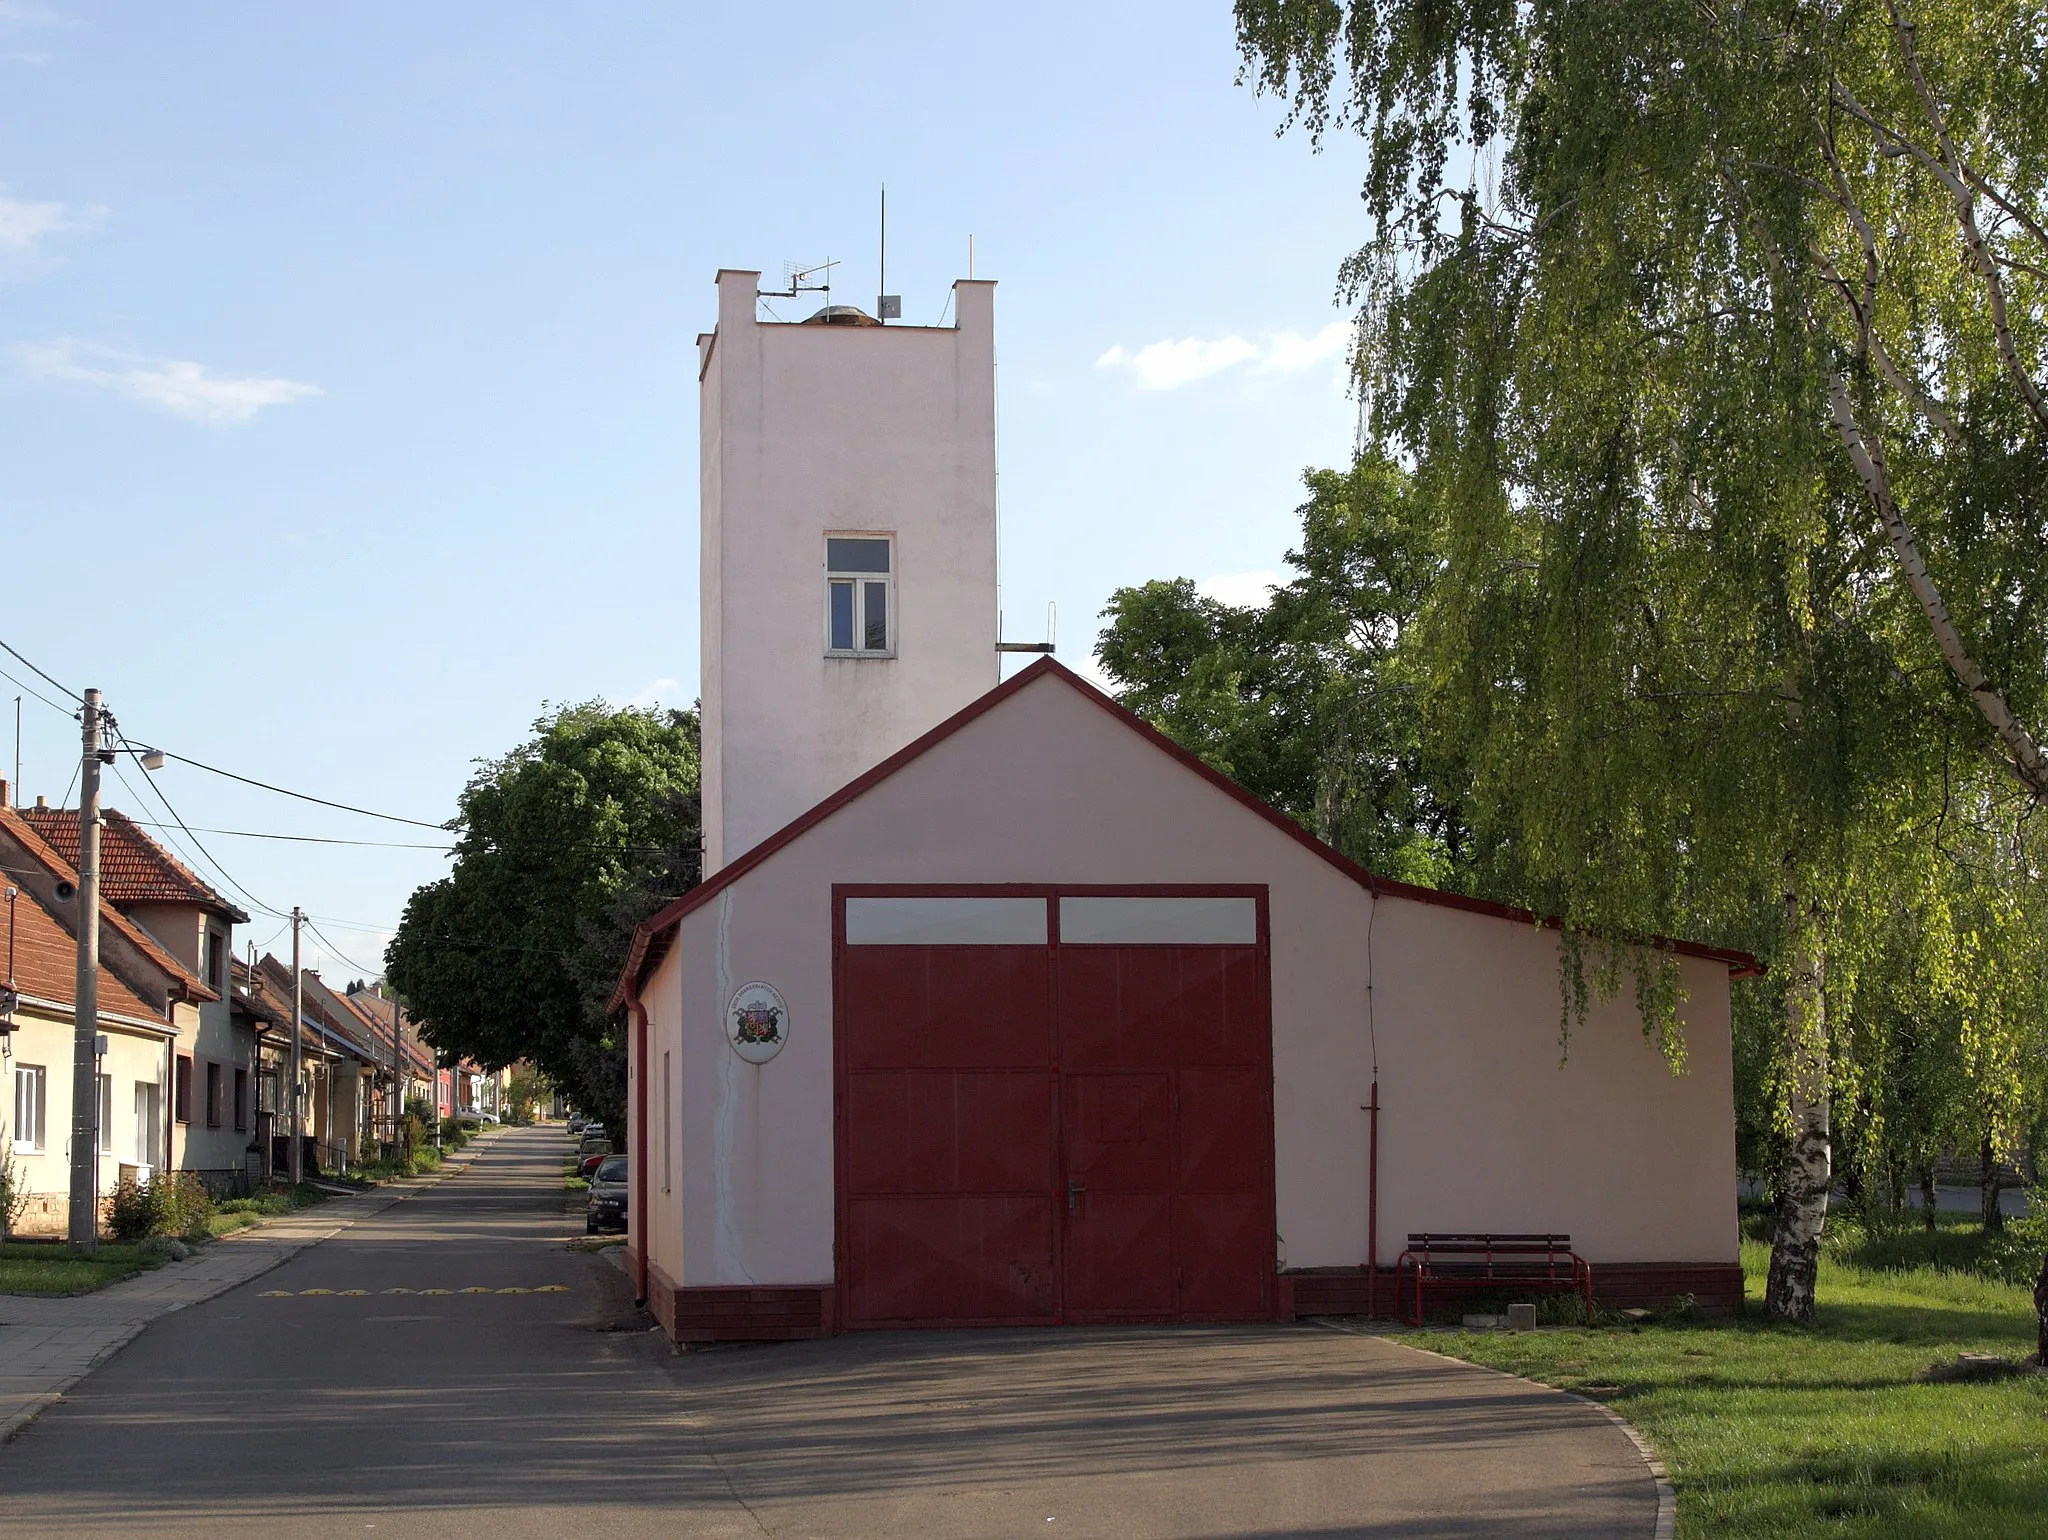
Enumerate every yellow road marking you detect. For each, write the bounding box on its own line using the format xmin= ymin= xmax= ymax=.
xmin=536 ymin=1285 xmax=570 ymax=1293
xmin=419 ymin=1288 xmax=452 ymax=1295
xmin=458 ymin=1286 xmax=492 ymax=1294
xmin=299 ymin=1288 xmax=334 ymax=1296
xmin=496 ymin=1287 xmax=530 ymax=1294
xmin=259 ymin=1290 xmax=292 ymax=1298
xmin=383 ymin=1287 xmax=414 ymax=1294
xmin=339 ymin=1289 xmax=369 ymax=1296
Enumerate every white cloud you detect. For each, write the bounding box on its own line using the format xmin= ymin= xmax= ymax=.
xmin=1095 ymin=320 xmax=1353 ymax=391
xmin=17 ymin=339 xmax=323 ymax=424
xmin=0 ymin=196 xmax=68 ymax=250
xmin=1197 ymin=570 xmax=1283 ymax=609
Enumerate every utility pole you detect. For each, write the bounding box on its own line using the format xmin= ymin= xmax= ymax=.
xmin=289 ymin=907 xmax=304 ymax=1186
xmin=387 ymin=985 xmax=401 ymax=1155
xmin=67 ymin=688 xmax=105 ymax=1250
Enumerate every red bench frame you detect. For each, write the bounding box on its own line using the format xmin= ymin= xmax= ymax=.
xmin=1395 ymin=1233 xmax=1592 ymax=1326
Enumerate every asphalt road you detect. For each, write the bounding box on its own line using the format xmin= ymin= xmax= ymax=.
xmin=0 ymin=1125 xmax=1655 ymax=1538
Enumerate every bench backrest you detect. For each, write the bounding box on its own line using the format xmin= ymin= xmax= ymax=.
xmin=1406 ymin=1233 xmax=1573 ymax=1256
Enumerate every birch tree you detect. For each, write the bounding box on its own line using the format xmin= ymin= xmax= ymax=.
xmin=1234 ymin=0 xmax=2048 ymax=1320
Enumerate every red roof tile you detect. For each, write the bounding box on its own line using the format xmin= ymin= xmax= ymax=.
xmin=1 ymin=881 xmax=169 ymax=1025
xmin=20 ymin=806 xmax=250 ymax=924
xmin=0 ymin=806 xmax=213 ymax=1006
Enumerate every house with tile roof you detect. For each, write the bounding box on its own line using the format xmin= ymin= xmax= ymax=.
xmin=343 ymin=984 xmax=437 ymax=1139
xmin=0 ymin=787 xmax=217 ymax=1235
xmin=19 ymin=798 xmax=258 ymax=1186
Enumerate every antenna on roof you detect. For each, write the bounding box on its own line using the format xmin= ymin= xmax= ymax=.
xmin=758 ymin=259 xmax=836 ymax=303
xmin=876 ymin=185 xmax=900 ymax=321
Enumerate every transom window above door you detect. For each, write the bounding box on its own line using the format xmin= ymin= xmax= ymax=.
xmin=825 ymin=535 xmax=893 ymax=657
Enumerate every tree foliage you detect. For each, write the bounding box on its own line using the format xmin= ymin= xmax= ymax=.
xmin=1232 ymin=0 xmax=2048 ymax=1319
xmin=1099 ymin=453 xmax=1461 ymax=883
xmin=384 ymin=702 xmax=700 ymax=1131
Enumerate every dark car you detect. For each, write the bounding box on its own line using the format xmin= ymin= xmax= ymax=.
xmin=578 ymin=1148 xmax=612 ymax=1180
xmin=586 ymin=1154 xmax=628 ymax=1235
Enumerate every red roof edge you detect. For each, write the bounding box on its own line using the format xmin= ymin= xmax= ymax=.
xmin=607 ymin=659 xmax=1762 ymax=1011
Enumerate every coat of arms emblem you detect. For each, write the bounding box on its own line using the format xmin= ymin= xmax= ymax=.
xmin=726 ymin=982 xmax=790 ymax=1064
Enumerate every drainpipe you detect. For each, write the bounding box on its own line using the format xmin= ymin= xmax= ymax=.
xmin=629 ymin=997 xmax=649 ymax=1305
xmin=1365 ymin=1079 xmax=1380 ymax=1319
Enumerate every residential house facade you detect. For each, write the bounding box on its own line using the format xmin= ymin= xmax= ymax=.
xmin=21 ymin=802 xmax=255 ymax=1188
xmin=1 ymin=786 xmax=216 ymax=1233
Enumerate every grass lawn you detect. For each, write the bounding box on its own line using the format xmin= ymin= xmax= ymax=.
xmin=0 ymin=1241 xmax=155 ymax=1295
xmin=1422 ymin=1234 xmax=2046 ymax=1538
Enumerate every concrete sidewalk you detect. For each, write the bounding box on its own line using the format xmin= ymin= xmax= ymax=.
xmin=0 ymin=1133 xmax=499 ymax=1443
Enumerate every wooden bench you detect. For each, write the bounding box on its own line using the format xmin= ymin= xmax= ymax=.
xmin=1395 ymin=1233 xmax=1592 ymax=1326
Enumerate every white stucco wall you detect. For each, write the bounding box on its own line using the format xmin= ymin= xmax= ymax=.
xmin=650 ymin=672 xmax=1739 ymax=1292
xmin=126 ymin=902 xmax=248 ymax=1173
xmin=698 ymin=270 xmax=1000 ymax=872
xmin=640 ymin=942 xmax=684 ymax=1285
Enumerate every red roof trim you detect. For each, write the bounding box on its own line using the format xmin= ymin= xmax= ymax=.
xmin=608 ymin=660 xmax=1761 ymax=1009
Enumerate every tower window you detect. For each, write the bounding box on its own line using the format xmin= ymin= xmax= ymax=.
xmin=825 ymin=536 xmax=893 ymax=656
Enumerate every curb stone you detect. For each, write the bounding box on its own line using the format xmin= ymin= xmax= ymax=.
xmin=0 ymin=1134 xmax=498 ymax=1446
xmin=1314 ymin=1320 xmax=1676 ymax=1540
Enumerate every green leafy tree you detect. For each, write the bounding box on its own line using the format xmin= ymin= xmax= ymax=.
xmin=1234 ymin=0 xmax=2048 ymax=1320
xmin=385 ymin=702 xmax=700 ymax=1133
xmin=1098 ymin=453 xmax=1462 ymax=883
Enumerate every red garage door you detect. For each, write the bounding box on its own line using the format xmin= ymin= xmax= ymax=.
xmin=836 ymin=889 xmax=1273 ymax=1329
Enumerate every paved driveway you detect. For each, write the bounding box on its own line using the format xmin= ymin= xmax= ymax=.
xmin=0 ymin=1126 xmax=1655 ymax=1538
xmin=665 ymin=1324 xmax=1655 ymax=1538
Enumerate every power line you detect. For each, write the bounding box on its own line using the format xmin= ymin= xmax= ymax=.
xmin=0 ymin=664 xmax=72 ymax=717
xmin=118 ymin=819 xmax=453 ymax=851
xmin=304 ymin=914 xmax=383 ymax=978
xmin=0 ymin=637 xmax=78 ymax=705
xmin=147 ymin=751 xmax=446 ymax=830
xmin=0 ymin=631 xmax=445 ymax=830
xmin=108 ymin=727 xmax=289 ymax=923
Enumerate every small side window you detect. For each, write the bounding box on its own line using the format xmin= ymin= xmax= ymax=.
xmin=825 ymin=536 xmax=893 ymax=657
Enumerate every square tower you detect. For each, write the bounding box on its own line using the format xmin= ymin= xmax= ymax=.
xmin=698 ymin=270 xmax=1000 ymax=872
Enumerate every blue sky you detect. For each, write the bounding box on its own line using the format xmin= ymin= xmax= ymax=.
xmin=0 ymin=1 xmax=1367 ymax=975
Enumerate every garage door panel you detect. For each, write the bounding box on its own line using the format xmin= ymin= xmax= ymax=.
xmin=1176 ymin=1067 xmax=1270 ymax=1194
xmin=1057 ymin=947 xmax=1264 ymax=1068
xmin=844 ymin=1071 xmax=1056 ymax=1195
xmin=1063 ymin=1072 xmax=1171 ymax=1191
xmin=1173 ymin=1192 xmax=1270 ymax=1320
xmin=841 ymin=945 xmax=1051 ymax=1069
xmin=845 ymin=1196 xmax=1058 ymax=1324
xmin=1064 ymin=1192 xmax=1176 ymax=1319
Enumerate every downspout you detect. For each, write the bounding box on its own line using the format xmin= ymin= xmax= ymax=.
xmin=629 ymin=996 xmax=649 ymax=1306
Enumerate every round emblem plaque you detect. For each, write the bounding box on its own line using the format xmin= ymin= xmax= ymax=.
xmin=726 ymin=982 xmax=789 ymax=1064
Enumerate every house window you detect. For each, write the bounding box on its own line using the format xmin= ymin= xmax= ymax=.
xmin=825 ymin=536 xmax=893 ymax=656
xmin=11 ymin=1064 xmax=45 ymax=1153
xmin=134 ymin=1081 xmax=162 ymax=1170
xmin=205 ymin=1061 xmax=223 ymax=1128
xmin=206 ymin=931 xmax=225 ymax=991
xmin=174 ymin=1055 xmax=192 ymax=1124
xmin=234 ymin=1068 xmax=249 ymax=1132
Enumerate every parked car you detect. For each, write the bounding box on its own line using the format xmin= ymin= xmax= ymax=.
xmin=567 ymin=1116 xmax=587 ymax=1135
xmin=586 ymin=1154 xmax=628 ymax=1234
xmin=576 ymin=1133 xmax=610 ymax=1163
xmin=578 ymin=1149 xmax=612 ymax=1180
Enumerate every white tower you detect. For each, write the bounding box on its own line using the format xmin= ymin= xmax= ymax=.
xmin=698 ymin=270 xmax=1000 ymax=873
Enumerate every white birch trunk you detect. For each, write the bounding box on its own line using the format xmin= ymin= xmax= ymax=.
xmin=1764 ymin=880 xmax=1830 ymax=1323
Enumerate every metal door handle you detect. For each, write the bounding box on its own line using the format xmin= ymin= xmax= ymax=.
xmin=1067 ymin=1179 xmax=1085 ymax=1213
